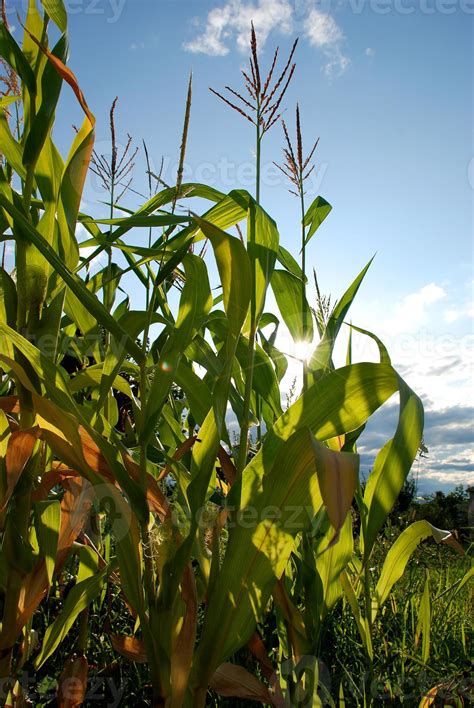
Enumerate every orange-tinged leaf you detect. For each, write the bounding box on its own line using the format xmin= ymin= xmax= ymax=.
xmin=170 ymin=562 xmax=198 ymax=707
xmin=248 ymin=632 xmax=274 ymax=681
xmin=30 ymin=391 xmax=170 ymax=521
xmin=0 ymin=396 xmax=20 ymax=414
xmin=217 ymin=446 xmax=236 ymax=486
xmin=210 ymin=663 xmax=274 ymax=704
xmin=57 ymin=653 xmax=88 ymax=708
xmin=57 ymin=477 xmax=94 ymax=559
xmin=247 ymin=633 xmax=285 ymax=707
xmin=24 ymin=32 xmax=94 ymax=126
xmin=1 ymin=427 xmax=41 ymax=510
xmin=10 ymin=482 xmax=97 ymax=640
xmin=310 ymin=437 xmax=358 ymax=536
xmin=418 ymin=682 xmax=465 ymax=707
xmin=158 ymin=435 xmax=198 ymax=481
xmin=109 ymin=633 xmax=148 ymax=663
xmin=272 ymin=578 xmax=309 ymax=663
xmin=31 ymin=465 xmax=79 ymax=502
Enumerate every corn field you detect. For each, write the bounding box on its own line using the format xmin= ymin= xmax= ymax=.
xmin=0 ymin=2 xmax=471 ymax=706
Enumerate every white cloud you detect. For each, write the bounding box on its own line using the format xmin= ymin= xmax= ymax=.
xmin=184 ymin=0 xmax=293 ymax=56
xmin=365 ymin=47 xmax=375 ymax=57
xmin=304 ymin=9 xmax=349 ymax=76
xmin=184 ymin=0 xmax=349 ymax=76
xmin=444 ymin=305 xmax=474 ymax=324
xmin=384 ymin=283 xmax=446 ymax=335
xmin=130 ymin=42 xmax=145 ymax=51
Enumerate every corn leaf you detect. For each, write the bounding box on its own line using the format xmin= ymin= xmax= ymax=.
xmin=0 ymin=207 xmax=145 ymax=363
xmin=195 ymin=428 xmax=358 ymax=683
xmin=0 ymin=23 xmax=36 ymax=96
xmin=33 ymin=500 xmax=61 ymax=588
xmin=229 ymin=362 xmax=402 ymax=513
xmin=40 ymin=0 xmax=68 ymax=32
xmin=271 ymin=268 xmax=313 ymax=343
xmin=57 ymin=654 xmax=88 ymax=708
xmin=303 ymin=195 xmax=332 ymax=244
xmin=308 ymin=257 xmax=374 ymax=374
xmin=209 ymin=663 xmax=274 ymax=704
xmin=142 ymin=253 xmax=212 ymax=442
xmin=373 ymin=521 xmax=462 ymax=619
xmin=35 ymin=560 xmax=115 ymax=668
xmin=362 ymin=376 xmax=424 ymax=557
xmin=23 ymin=35 xmax=68 ymax=168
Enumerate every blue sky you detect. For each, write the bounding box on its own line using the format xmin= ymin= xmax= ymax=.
xmin=7 ymin=0 xmax=473 ymax=493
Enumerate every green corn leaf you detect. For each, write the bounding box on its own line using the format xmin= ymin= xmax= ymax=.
xmin=0 ymin=323 xmax=79 ymax=412
xmin=195 ymin=428 xmax=358 ymax=682
xmin=348 ymin=324 xmax=391 ymax=365
xmin=166 ymin=230 xmax=249 ymax=481
xmin=33 ymin=499 xmax=60 ymax=588
xmin=0 ymin=268 xmax=16 ymax=358
xmin=68 ymin=366 xmax=133 ymax=399
xmin=23 ymin=34 xmax=68 ymax=168
xmin=105 ymin=486 xmax=147 ymax=620
xmin=315 ymin=513 xmax=354 ymax=619
xmin=91 ymin=183 xmax=224 ymax=255
xmin=373 ymin=521 xmax=460 ymax=619
xmin=58 ymin=113 xmax=95 ymax=267
xmin=206 ymin=316 xmax=282 ymax=421
xmin=175 ymin=362 xmax=212 ymax=426
xmin=40 ymin=0 xmax=68 ymax=32
xmin=35 ymin=559 xmax=116 ymax=668
xmin=190 ymin=189 xmax=248 ymax=245
xmin=159 ymin=218 xmax=252 ymax=605
xmin=228 ymin=362 xmax=402 ymax=513
xmin=248 ymin=200 xmax=279 ymax=325
xmin=0 ymin=23 xmax=36 ymax=97
xmin=185 ymin=335 xmax=222 ymax=378
xmin=0 ymin=112 xmax=26 ymax=179
xmin=76 ymin=544 xmax=99 ymax=584
xmin=0 ymin=95 xmax=20 ymax=108
xmin=191 ymin=193 xmax=277 ymax=325
xmin=193 ymin=215 xmax=251 ymax=338
xmin=271 ymin=268 xmax=313 ymax=343
xmin=141 ymin=253 xmax=212 ymax=442
xmin=83 ymin=214 xmax=191 ymax=227
xmin=0 ymin=196 xmax=145 ymax=364
xmin=258 ymin=330 xmax=288 ymax=382
xmin=303 ymin=195 xmax=332 ymax=244
xmin=94 ymin=309 xmax=166 ymax=416
xmin=308 ymin=257 xmax=374 ymax=374
xmin=276 ymin=244 xmax=306 ymax=281
xmin=362 ymin=376 xmax=424 ymax=557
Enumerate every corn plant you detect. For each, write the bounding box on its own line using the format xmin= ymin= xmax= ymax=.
xmin=0 ymin=3 xmax=467 ymax=707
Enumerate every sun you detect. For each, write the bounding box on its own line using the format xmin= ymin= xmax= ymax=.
xmin=293 ymin=340 xmax=314 ymax=363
